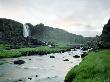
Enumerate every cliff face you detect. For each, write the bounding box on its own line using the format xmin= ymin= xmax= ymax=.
xmin=0 ymin=18 xmax=24 ymax=45
xmin=99 ymin=19 xmax=110 ymax=49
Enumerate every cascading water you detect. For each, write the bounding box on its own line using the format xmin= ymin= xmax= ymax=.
xmin=23 ymin=24 xmax=29 ymax=37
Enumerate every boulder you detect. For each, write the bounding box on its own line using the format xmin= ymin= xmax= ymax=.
xmin=63 ymin=59 xmax=69 ymax=61
xmin=29 ymin=59 xmax=31 ymax=60
xmin=28 ymin=77 xmax=32 ymax=80
xmin=81 ymin=52 xmax=87 ymax=58
xmin=73 ymin=55 xmax=80 ymax=58
xmin=50 ymin=56 xmax=55 ymax=58
xmin=36 ymin=75 xmax=38 ymax=77
xmin=14 ymin=60 xmax=25 ymax=65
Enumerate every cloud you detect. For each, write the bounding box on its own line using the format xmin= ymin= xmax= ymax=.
xmin=0 ymin=0 xmax=110 ymax=36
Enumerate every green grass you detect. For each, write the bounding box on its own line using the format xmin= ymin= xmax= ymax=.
xmin=0 ymin=45 xmax=71 ymax=58
xmin=0 ymin=50 xmax=22 ymax=58
xmin=65 ymin=50 xmax=110 ymax=82
xmin=0 ymin=44 xmax=10 ymax=50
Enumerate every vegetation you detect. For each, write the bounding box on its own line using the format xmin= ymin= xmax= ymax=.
xmin=0 ymin=18 xmax=95 ymax=48
xmin=99 ymin=19 xmax=110 ymax=49
xmin=30 ymin=23 xmax=95 ymax=44
xmin=0 ymin=18 xmax=24 ymax=46
xmin=0 ymin=45 xmax=71 ymax=58
xmin=65 ymin=50 xmax=110 ymax=82
xmin=65 ymin=19 xmax=110 ymax=82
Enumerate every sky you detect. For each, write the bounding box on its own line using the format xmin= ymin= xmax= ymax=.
xmin=0 ymin=0 xmax=110 ymax=37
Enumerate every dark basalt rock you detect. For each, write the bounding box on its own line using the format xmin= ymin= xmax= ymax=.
xmin=50 ymin=56 xmax=55 ymax=58
xmin=14 ymin=60 xmax=25 ymax=65
xmin=36 ymin=75 xmax=38 ymax=77
xmin=81 ymin=52 xmax=88 ymax=58
xmin=63 ymin=59 xmax=69 ymax=61
xmin=19 ymin=79 xmax=23 ymax=81
xmin=29 ymin=59 xmax=31 ymax=60
xmin=73 ymin=55 xmax=80 ymax=58
xmin=28 ymin=77 xmax=32 ymax=80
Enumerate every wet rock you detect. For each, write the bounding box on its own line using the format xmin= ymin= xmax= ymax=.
xmin=81 ymin=52 xmax=88 ymax=58
xmin=73 ymin=55 xmax=80 ymax=58
xmin=50 ymin=56 xmax=55 ymax=58
xmin=29 ymin=59 xmax=31 ymax=60
xmin=36 ymin=75 xmax=38 ymax=77
xmin=19 ymin=79 xmax=22 ymax=81
xmin=28 ymin=77 xmax=32 ymax=80
xmin=14 ymin=60 xmax=25 ymax=65
xmin=63 ymin=59 xmax=69 ymax=61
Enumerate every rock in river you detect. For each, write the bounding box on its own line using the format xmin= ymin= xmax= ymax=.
xmin=63 ymin=59 xmax=69 ymax=61
xmin=73 ymin=55 xmax=80 ymax=58
xmin=14 ymin=60 xmax=25 ymax=65
xmin=50 ymin=56 xmax=55 ymax=58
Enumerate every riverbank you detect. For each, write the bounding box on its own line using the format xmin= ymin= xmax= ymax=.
xmin=65 ymin=49 xmax=110 ymax=82
xmin=0 ymin=45 xmax=71 ymax=58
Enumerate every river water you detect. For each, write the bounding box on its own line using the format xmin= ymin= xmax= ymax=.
xmin=0 ymin=49 xmax=83 ymax=82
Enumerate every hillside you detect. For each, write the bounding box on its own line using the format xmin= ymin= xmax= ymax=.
xmin=0 ymin=18 xmax=94 ymax=46
xmin=65 ymin=19 xmax=110 ymax=82
xmin=65 ymin=50 xmax=110 ymax=82
xmin=0 ymin=18 xmax=24 ymax=46
xmin=28 ymin=23 xmax=94 ymax=44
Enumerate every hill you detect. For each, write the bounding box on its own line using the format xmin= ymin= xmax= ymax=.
xmin=28 ymin=23 xmax=94 ymax=44
xmin=0 ymin=18 xmax=24 ymax=46
xmin=0 ymin=18 xmax=94 ymax=46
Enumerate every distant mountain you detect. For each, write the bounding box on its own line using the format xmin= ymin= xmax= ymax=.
xmin=0 ymin=18 xmax=94 ymax=46
xmin=28 ymin=23 xmax=89 ymax=44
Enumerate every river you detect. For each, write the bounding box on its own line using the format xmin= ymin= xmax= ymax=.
xmin=0 ymin=49 xmax=83 ymax=82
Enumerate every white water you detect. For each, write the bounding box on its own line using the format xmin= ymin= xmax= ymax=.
xmin=23 ymin=24 xmax=29 ymax=37
xmin=0 ymin=50 xmax=82 ymax=82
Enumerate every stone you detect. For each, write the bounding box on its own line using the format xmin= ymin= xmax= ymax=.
xmin=81 ymin=52 xmax=88 ymax=58
xmin=73 ymin=55 xmax=80 ymax=58
xmin=50 ymin=56 xmax=55 ymax=58
xmin=36 ymin=75 xmax=38 ymax=77
xmin=19 ymin=79 xmax=22 ymax=81
xmin=29 ymin=59 xmax=31 ymax=60
xmin=28 ymin=77 xmax=32 ymax=80
xmin=63 ymin=59 xmax=69 ymax=61
xmin=14 ymin=60 xmax=25 ymax=65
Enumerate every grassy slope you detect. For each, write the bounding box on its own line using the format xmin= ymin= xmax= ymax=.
xmin=65 ymin=50 xmax=110 ymax=82
xmin=0 ymin=44 xmax=71 ymax=58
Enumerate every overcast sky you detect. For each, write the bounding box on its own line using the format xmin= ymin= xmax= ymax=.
xmin=0 ymin=0 xmax=110 ymax=37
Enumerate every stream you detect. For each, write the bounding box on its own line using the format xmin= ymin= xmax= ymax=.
xmin=0 ymin=49 xmax=83 ymax=82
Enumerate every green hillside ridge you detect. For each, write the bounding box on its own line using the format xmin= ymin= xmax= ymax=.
xmin=65 ymin=50 xmax=110 ymax=82
xmin=0 ymin=18 xmax=95 ymax=46
xmin=28 ymin=23 xmax=95 ymax=44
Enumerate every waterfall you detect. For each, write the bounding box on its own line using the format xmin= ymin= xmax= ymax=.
xmin=23 ymin=24 xmax=29 ymax=37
